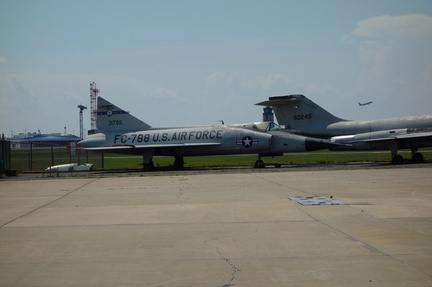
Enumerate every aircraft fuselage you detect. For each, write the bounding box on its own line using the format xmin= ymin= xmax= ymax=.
xmin=324 ymin=115 xmax=432 ymax=137
xmin=280 ymin=113 xmax=432 ymax=138
xmin=80 ymin=125 xmax=337 ymax=157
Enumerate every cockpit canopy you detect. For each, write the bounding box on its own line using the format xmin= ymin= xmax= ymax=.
xmin=252 ymin=121 xmax=284 ymax=132
xmin=230 ymin=122 xmax=284 ymax=132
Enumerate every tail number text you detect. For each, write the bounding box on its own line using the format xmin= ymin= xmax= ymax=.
xmin=293 ymin=114 xmax=312 ymax=121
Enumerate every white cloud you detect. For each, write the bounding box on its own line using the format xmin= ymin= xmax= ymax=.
xmin=8 ymin=76 xmax=39 ymax=109
xmin=205 ymin=72 xmax=292 ymax=97
xmin=0 ymin=76 xmax=40 ymax=134
xmin=259 ymin=74 xmax=291 ymax=93
xmin=206 ymin=72 xmax=225 ymax=85
xmin=347 ymin=14 xmax=432 ymax=117
xmin=353 ymin=14 xmax=432 ymax=41
xmin=352 ymin=14 xmax=432 ymax=65
xmin=150 ymin=87 xmax=178 ymax=100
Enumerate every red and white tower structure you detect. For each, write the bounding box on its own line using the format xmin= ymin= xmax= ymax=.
xmin=89 ymin=82 xmax=100 ymax=130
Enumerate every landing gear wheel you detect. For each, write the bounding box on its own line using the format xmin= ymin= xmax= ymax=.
xmin=142 ymin=153 xmax=154 ymax=171
xmin=254 ymin=159 xmax=265 ymax=168
xmin=174 ymin=156 xmax=185 ymax=170
xmin=392 ymin=155 xmax=404 ymax=165
xmin=412 ymin=152 xmax=424 ymax=163
xmin=143 ymin=161 xmax=154 ymax=171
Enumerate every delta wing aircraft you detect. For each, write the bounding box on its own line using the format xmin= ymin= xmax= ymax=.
xmin=256 ymin=94 xmax=432 ymax=164
xmin=78 ymin=97 xmax=338 ymax=169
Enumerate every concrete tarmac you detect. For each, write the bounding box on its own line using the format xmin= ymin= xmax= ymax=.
xmin=1 ymin=167 xmax=431 ymax=286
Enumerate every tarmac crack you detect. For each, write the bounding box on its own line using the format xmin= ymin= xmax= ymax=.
xmin=0 ymin=178 xmax=100 ymax=228
xmin=215 ymin=247 xmax=240 ymax=287
xmin=204 ymin=225 xmax=253 ymax=287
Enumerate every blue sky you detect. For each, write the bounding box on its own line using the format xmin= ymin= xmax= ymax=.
xmin=1 ymin=0 xmax=432 ymax=137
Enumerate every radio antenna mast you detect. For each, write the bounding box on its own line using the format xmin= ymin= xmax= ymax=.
xmin=90 ymin=82 xmax=100 ymax=130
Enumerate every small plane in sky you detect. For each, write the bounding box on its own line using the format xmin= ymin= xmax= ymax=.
xmin=256 ymin=94 xmax=432 ymax=164
xmin=358 ymin=101 xmax=373 ymax=106
xmin=78 ymin=97 xmax=339 ymax=170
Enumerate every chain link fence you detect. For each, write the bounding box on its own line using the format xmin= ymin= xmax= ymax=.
xmin=10 ymin=145 xmax=105 ymax=172
xmin=1 ymin=137 xmax=12 ymax=175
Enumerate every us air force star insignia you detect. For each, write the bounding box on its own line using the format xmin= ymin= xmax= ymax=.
xmin=242 ymin=136 xmax=253 ymax=147
xmin=106 ymin=110 xmax=113 ymax=117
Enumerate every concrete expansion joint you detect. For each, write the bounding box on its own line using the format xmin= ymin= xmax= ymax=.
xmin=296 ymin=205 xmax=388 ymax=255
xmin=216 ymin=247 xmax=240 ymax=287
xmin=252 ymin=174 xmax=315 ymax=196
xmin=303 ymin=205 xmax=432 ymax=278
xmin=0 ymin=178 xmax=99 ymax=228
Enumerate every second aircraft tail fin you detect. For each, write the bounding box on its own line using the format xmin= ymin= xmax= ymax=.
xmin=256 ymin=94 xmax=346 ymax=137
xmin=95 ymin=97 xmax=151 ymax=132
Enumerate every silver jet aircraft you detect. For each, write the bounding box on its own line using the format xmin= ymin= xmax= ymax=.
xmin=78 ymin=96 xmax=338 ymax=169
xmin=256 ymin=94 xmax=432 ymax=164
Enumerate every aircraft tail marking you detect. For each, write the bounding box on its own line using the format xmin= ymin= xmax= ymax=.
xmin=256 ymin=94 xmax=346 ymax=136
xmin=95 ymin=97 xmax=151 ymax=132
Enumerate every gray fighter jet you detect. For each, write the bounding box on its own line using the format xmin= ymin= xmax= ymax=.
xmin=256 ymin=94 xmax=432 ymax=164
xmin=78 ymin=97 xmax=338 ymax=169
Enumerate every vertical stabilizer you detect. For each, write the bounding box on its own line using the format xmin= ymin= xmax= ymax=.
xmin=256 ymin=95 xmax=346 ymax=136
xmin=96 ymin=97 xmax=151 ymax=131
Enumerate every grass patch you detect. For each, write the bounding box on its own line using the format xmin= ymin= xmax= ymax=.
xmin=103 ymin=150 xmax=425 ymax=169
xmin=11 ymin=147 xmax=431 ymax=172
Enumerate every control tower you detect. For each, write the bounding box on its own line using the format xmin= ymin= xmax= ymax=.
xmin=262 ymin=107 xmax=274 ymax=122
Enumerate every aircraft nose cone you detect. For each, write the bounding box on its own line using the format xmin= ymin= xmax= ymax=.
xmin=78 ymin=133 xmax=106 ymax=148
xmin=305 ymin=137 xmax=342 ymax=151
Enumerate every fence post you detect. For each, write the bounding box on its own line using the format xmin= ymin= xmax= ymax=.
xmin=51 ymin=146 xmax=54 ymax=166
xmin=29 ymin=143 xmax=33 ymax=171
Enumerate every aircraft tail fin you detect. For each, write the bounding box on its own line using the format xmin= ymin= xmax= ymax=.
xmin=95 ymin=97 xmax=151 ymax=132
xmin=256 ymin=94 xmax=346 ymax=136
